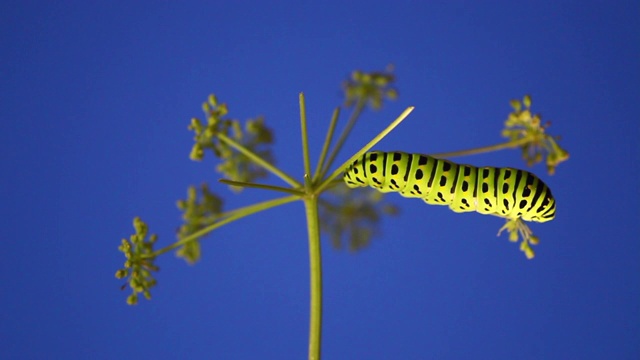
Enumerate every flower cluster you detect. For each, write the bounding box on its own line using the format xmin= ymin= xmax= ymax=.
xmin=188 ymin=94 xmax=274 ymax=189
xmin=343 ymin=67 xmax=398 ymax=110
xmin=497 ymin=218 xmax=540 ymax=259
xmin=175 ymin=184 xmax=224 ymax=264
xmin=115 ymin=217 xmax=159 ymax=305
xmin=320 ymin=184 xmax=399 ymax=251
xmin=502 ymin=95 xmax=569 ymax=174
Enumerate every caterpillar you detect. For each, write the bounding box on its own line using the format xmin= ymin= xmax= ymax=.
xmin=343 ymin=151 xmax=555 ymax=223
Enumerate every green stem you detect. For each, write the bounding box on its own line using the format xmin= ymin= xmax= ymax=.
xmin=300 ymin=93 xmax=312 ymax=187
xmin=217 ymin=133 xmax=301 ymax=188
xmin=219 ymin=179 xmax=305 ymax=196
xmin=430 ymin=137 xmax=531 ymax=159
xmin=304 ymin=196 xmax=322 ymax=360
xmin=147 ymin=195 xmax=299 ymax=258
xmin=317 ymin=106 xmax=415 ymax=192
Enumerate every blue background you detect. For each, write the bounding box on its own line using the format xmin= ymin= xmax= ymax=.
xmin=2 ymin=1 xmax=638 ymax=359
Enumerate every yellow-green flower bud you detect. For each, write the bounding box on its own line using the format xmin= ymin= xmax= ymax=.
xmin=190 ymin=144 xmax=204 ymax=161
xmin=523 ymin=95 xmax=532 ymax=108
xmin=126 ymin=293 xmax=138 ymax=305
xmin=529 ymin=236 xmax=540 ymax=245
xmin=115 ymin=269 xmax=128 ymax=279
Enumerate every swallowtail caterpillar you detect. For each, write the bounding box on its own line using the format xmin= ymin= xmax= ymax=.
xmin=343 ymin=151 xmax=556 ymax=258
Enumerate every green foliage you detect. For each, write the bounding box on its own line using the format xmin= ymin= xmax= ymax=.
xmin=116 ymin=69 xmax=571 ymax=301
xmin=115 ymin=67 xmax=568 ymax=358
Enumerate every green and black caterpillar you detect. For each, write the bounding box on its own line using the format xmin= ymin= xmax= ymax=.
xmin=343 ymin=151 xmax=555 ymax=222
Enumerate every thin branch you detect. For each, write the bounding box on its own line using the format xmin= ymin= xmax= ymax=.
xmin=219 ymin=179 xmax=305 ymax=196
xmin=319 ymin=99 xmax=366 ymax=180
xmin=299 ymin=93 xmax=312 ymax=191
xmin=430 ymin=137 xmax=532 ymax=159
xmin=147 ymin=195 xmax=300 ymax=257
xmin=312 ymin=107 xmax=340 ymax=183
xmin=217 ymin=133 xmax=301 ymax=188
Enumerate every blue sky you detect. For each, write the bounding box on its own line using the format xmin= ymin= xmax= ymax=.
xmin=1 ymin=1 xmax=638 ymax=359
